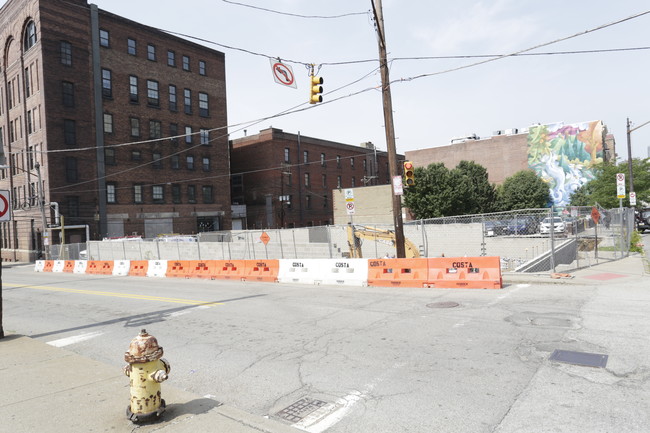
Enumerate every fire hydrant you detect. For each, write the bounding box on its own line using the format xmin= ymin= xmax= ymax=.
xmin=123 ymin=329 xmax=171 ymax=423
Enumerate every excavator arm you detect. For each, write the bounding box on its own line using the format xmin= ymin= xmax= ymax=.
xmin=347 ymin=224 xmax=420 ymax=258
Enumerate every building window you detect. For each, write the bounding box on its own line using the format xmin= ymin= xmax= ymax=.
xmin=306 ymin=196 xmax=311 ymax=210
xmin=186 ymin=155 xmax=194 ymax=170
xmin=323 ymin=194 xmax=328 ymax=208
xmin=24 ymin=67 xmax=32 ymax=96
xmin=147 ymin=44 xmax=156 ymax=61
xmin=129 ymin=75 xmax=138 ymax=102
xmin=99 ymin=29 xmax=109 ymax=47
xmin=303 ymin=151 xmax=309 ymax=164
xmin=304 ymin=173 xmax=310 ymax=186
xmin=351 ymin=177 xmax=356 ymax=187
xmin=198 ymin=92 xmax=209 ymax=117
xmin=321 ymin=153 xmax=326 ymax=167
xmin=172 ymin=184 xmax=181 ymax=203
xmin=101 ymin=69 xmax=112 ymax=98
xmin=336 ymin=155 xmax=341 ymax=168
xmin=60 ymin=41 xmax=72 ymax=66
xmin=169 ymin=85 xmax=177 ymax=111
xmin=62 ymin=81 xmax=75 ymax=107
xmin=64 ymin=120 xmax=76 ymax=145
xmin=350 ymin=157 xmax=355 ymax=168
xmin=152 ymin=152 xmax=162 ymax=168
xmin=67 ymin=196 xmax=80 ymax=218
xmin=24 ymin=21 xmax=37 ymax=51
xmin=202 ymin=157 xmax=210 ymax=171
xmin=104 ymin=148 xmax=115 ymax=165
xmin=127 ymin=38 xmax=136 ymax=55
xmin=363 ymin=159 xmax=367 ymax=172
xmin=65 ymin=157 xmax=78 ymax=182
xmin=199 ymin=60 xmax=206 ymax=75
xmin=184 ymin=89 xmax=192 ymax=114
xmin=134 ymin=184 xmax=143 ymax=203
xmin=185 ymin=126 xmax=192 ymax=144
xmin=170 ymin=155 xmax=180 ymax=169
xmin=337 ymin=176 xmax=342 ymax=188
xmin=103 ymin=113 xmax=113 ymax=134
xmin=147 ymin=80 xmax=159 ymax=106
xmin=131 ymin=150 xmax=142 ymax=161
xmin=322 ymin=174 xmax=326 ymax=188
xmin=152 ymin=185 xmax=164 ymax=203
xmin=130 ymin=117 xmax=140 ymax=137
xmin=182 ymin=55 xmax=190 ymax=71
xmin=200 ymin=129 xmax=209 ymax=145
xmin=187 ymin=185 xmax=196 ymax=203
xmin=149 ymin=120 xmax=162 ymax=139
xmin=284 ymin=148 xmax=290 ymax=163
xmin=202 ymin=185 xmax=213 ymax=203
xmin=169 ymin=123 xmax=179 ymax=145
xmin=167 ymin=50 xmax=176 ymax=67
xmin=106 ymin=183 xmax=116 ymax=203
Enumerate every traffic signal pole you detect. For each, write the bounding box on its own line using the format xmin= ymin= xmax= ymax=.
xmin=372 ymin=0 xmax=406 ymax=258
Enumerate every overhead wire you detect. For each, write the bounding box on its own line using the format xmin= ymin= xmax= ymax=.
xmin=221 ymin=0 xmax=370 ymax=19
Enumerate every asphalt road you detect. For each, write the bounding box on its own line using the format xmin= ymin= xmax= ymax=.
xmin=2 ymin=263 xmax=649 ymax=433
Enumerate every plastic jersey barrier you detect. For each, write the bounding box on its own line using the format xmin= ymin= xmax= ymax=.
xmin=318 ymin=259 xmax=369 ymax=286
xmin=62 ymin=260 xmax=76 ymax=273
xmin=34 ymin=260 xmax=45 ymax=272
xmin=128 ymin=261 xmax=149 ymax=277
xmin=213 ymin=260 xmax=247 ymax=280
xmin=426 ymin=256 xmax=502 ymax=289
xmin=367 ymin=258 xmax=429 ymax=288
xmin=188 ymin=260 xmax=219 ymax=279
xmin=166 ymin=260 xmax=192 ymax=278
xmin=244 ymin=260 xmax=280 ymax=282
xmin=73 ymin=260 xmax=88 ymax=274
xmin=146 ymin=260 xmax=168 ymax=278
xmin=113 ymin=260 xmax=131 ymax=276
xmin=42 ymin=260 xmax=54 ymax=272
xmin=52 ymin=260 xmax=66 ymax=273
xmin=277 ymin=259 xmax=323 ymax=285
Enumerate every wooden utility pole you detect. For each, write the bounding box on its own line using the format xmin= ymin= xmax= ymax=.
xmin=372 ymin=0 xmax=406 ymax=258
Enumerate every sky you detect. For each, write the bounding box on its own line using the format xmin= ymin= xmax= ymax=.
xmin=20 ymin=1 xmax=650 ymax=160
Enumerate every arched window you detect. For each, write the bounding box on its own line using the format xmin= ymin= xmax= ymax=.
xmin=24 ymin=21 xmax=37 ymax=52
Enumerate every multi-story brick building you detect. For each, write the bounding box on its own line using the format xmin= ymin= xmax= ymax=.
xmin=230 ymin=128 xmax=399 ymax=229
xmin=0 ymin=0 xmax=230 ymax=261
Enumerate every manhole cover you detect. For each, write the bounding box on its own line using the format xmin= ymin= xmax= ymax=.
xmin=276 ymin=398 xmax=329 ymax=423
xmin=427 ymin=301 xmax=460 ymax=309
xmin=549 ymin=349 xmax=608 ymax=368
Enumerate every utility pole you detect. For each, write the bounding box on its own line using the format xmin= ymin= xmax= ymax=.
xmin=626 ymin=117 xmax=650 ymax=196
xmin=372 ymin=0 xmax=406 ymax=258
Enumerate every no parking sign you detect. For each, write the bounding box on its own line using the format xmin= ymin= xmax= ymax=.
xmin=0 ymin=190 xmax=11 ymax=221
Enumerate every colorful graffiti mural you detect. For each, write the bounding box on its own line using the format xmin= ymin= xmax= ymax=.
xmin=528 ymin=120 xmax=605 ymax=206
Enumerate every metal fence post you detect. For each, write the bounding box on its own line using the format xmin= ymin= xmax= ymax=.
xmin=292 ymin=230 xmax=297 ymax=258
xmin=549 ymin=207 xmax=556 ymax=273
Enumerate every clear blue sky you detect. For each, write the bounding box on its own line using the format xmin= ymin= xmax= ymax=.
xmin=14 ymin=0 xmax=650 ymax=160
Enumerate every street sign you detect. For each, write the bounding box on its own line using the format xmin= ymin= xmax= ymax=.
xmin=270 ymin=59 xmax=297 ymax=88
xmin=344 ymin=189 xmax=354 ymax=201
xmin=346 ymin=202 xmax=355 ymax=215
xmin=630 ymin=192 xmax=637 ymax=206
xmin=0 ymin=190 xmax=11 ymax=221
xmin=591 ymin=206 xmax=600 ymax=224
xmin=260 ymin=232 xmax=270 ymax=245
xmin=616 ymin=173 xmax=626 ymax=199
xmin=392 ymin=175 xmax=403 ymax=196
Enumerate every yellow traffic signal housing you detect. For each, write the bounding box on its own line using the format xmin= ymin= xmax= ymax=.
xmin=309 ymin=75 xmax=323 ymax=104
xmin=403 ymin=161 xmax=415 ymax=186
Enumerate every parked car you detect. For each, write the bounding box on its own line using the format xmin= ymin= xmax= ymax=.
xmin=484 ymin=219 xmax=509 ymax=236
xmin=540 ymin=217 xmax=566 ymax=235
xmin=504 ymin=216 xmax=539 ymax=235
xmin=636 ymin=208 xmax=650 ymax=233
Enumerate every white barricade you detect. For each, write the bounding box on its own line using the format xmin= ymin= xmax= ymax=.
xmin=73 ymin=260 xmax=88 ymax=274
xmin=34 ymin=260 xmax=45 ymax=272
xmin=52 ymin=260 xmax=66 ymax=273
xmin=147 ymin=260 xmax=168 ymax=278
xmin=113 ymin=260 xmax=131 ymax=276
xmin=278 ymin=259 xmax=325 ymax=285
xmin=318 ymin=259 xmax=369 ymax=286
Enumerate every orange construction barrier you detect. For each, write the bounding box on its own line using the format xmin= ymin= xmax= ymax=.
xmin=128 ymin=260 xmax=149 ymax=277
xmin=87 ymin=260 xmax=114 ymax=275
xmin=63 ymin=261 xmax=76 ymax=273
xmin=244 ymin=260 xmax=279 ymax=282
xmin=425 ymin=256 xmax=502 ymax=289
xmin=188 ymin=260 xmax=219 ymax=279
xmin=166 ymin=260 xmax=192 ymax=278
xmin=213 ymin=260 xmax=247 ymax=280
xmin=367 ymin=258 xmax=429 ymax=288
xmin=42 ymin=260 xmax=54 ymax=272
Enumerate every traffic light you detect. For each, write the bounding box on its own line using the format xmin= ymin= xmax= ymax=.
xmin=403 ymin=161 xmax=415 ymax=186
xmin=309 ymin=75 xmax=323 ymax=104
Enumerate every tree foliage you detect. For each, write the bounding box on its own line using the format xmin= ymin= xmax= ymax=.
xmin=496 ymin=170 xmax=551 ymax=210
xmin=403 ymin=161 xmax=497 ymax=219
xmin=569 ymin=158 xmax=650 ymax=208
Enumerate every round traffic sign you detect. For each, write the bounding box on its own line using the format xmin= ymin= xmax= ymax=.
xmin=346 ymin=202 xmax=355 ymax=211
xmin=0 ymin=192 xmax=9 ymax=216
xmin=272 ymin=62 xmax=295 ymax=86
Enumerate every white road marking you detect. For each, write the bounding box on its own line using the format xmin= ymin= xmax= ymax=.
xmin=46 ymin=331 xmax=104 ymax=347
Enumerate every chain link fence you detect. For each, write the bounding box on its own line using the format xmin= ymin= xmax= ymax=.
xmin=48 ymin=206 xmax=635 ymax=274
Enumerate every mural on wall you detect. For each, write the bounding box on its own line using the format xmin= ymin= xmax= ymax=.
xmin=527 ymin=120 xmax=605 ymax=207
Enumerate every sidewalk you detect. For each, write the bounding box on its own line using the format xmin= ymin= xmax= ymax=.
xmin=0 ymin=334 xmax=300 ymax=433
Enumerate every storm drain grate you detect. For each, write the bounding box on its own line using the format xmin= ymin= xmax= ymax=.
xmin=549 ymin=349 xmax=608 ymax=368
xmin=427 ymin=301 xmax=460 ymax=309
xmin=276 ymin=398 xmax=330 ymax=423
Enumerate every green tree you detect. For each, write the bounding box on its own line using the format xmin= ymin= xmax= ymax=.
xmin=453 ymin=160 xmax=498 ymax=214
xmin=497 ymin=170 xmax=550 ymax=210
xmin=569 ymin=158 xmax=650 ymax=208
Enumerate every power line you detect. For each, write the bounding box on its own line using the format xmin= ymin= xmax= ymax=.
xmin=221 ymin=0 xmax=369 ymax=19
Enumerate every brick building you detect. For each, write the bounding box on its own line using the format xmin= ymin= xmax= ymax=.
xmin=0 ymin=0 xmax=229 ymax=261
xmin=230 ymin=128 xmax=398 ymax=229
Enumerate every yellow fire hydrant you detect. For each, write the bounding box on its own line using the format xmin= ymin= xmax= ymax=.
xmin=123 ymin=329 xmax=171 ymax=422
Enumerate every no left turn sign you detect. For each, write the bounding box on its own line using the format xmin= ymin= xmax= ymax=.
xmin=270 ymin=59 xmax=297 ymax=88
xmin=0 ymin=190 xmax=11 ymax=221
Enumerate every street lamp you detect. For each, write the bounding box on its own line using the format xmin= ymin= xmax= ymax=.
xmin=626 ymin=117 xmax=650 ymax=195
